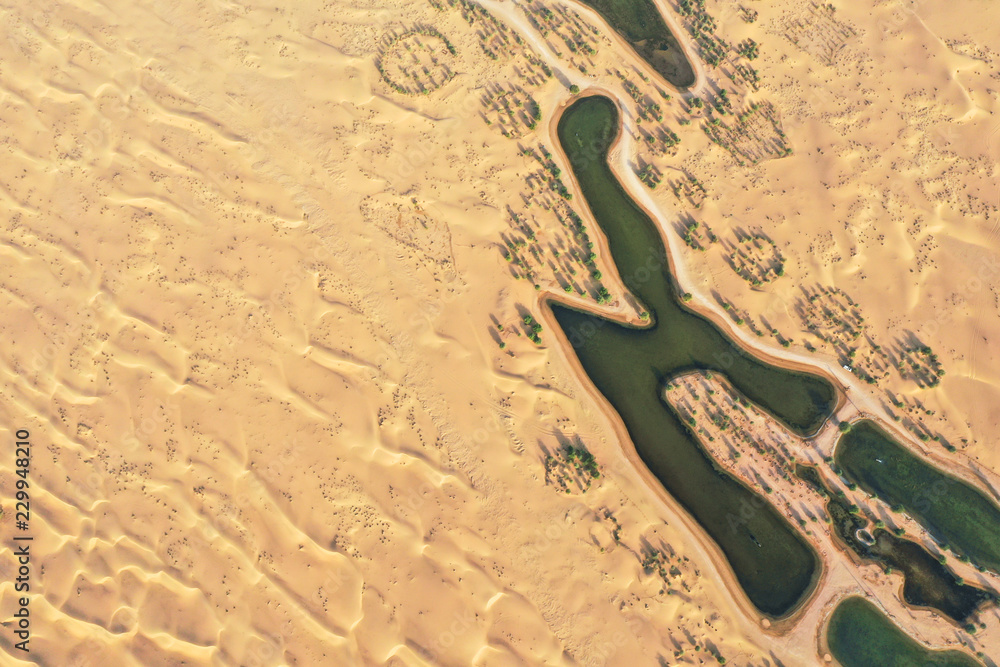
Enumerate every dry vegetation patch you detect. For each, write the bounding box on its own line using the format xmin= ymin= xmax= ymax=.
xmin=774 ymin=1 xmax=858 ymax=67
xmin=724 ymin=230 xmax=784 ymax=286
xmin=481 ymin=84 xmax=541 ymax=137
xmin=376 ymin=26 xmax=459 ymax=95
xmin=702 ymin=100 xmax=792 ymax=166
xmin=543 ymin=441 xmax=601 ymax=493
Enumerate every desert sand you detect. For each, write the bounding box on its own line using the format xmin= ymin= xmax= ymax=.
xmin=0 ymin=0 xmax=998 ymax=665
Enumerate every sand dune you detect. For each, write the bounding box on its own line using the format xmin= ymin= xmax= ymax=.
xmin=0 ymin=0 xmax=998 ymax=664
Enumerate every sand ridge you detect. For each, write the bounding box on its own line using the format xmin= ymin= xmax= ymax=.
xmin=0 ymin=0 xmax=997 ymax=664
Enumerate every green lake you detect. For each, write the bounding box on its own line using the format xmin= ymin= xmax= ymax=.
xmin=572 ymin=0 xmax=695 ymax=87
xmin=796 ymin=464 xmax=994 ymax=623
xmin=836 ymin=420 xmax=1000 ymax=574
xmin=550 ymin=94 xmax=837 ymax=616
xmin=827 ymin=596 xmax=982 ymax=667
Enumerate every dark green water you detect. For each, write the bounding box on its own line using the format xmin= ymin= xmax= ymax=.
xmin=828 ymin=596 xmax=982 ymax=667
xmin=571 ymin=0 xmax=695 ymax=87
xmin=871 ymin=532 xmax=995 ymax=623
xmin=797 ymin=464 xmax=993 ymax=623
xmin=836 ymin=420 xmax=1000 ymax=574
xmin=551 ymin=95 xmax=837 ymax=616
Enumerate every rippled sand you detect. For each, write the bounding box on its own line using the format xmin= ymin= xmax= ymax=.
xmin=0 ymin=0 xmax=997 ymax=664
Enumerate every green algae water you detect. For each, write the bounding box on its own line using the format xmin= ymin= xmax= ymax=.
xmin=836 ymin=420 xmax=1000 ymax=574
xmin=795 ymin=465 xmax=993 ymax=623
xmin=870 ymin=533 xmax=995 ymax=622
xmin=827 ymin=596 xmax=982 ymax=667
xmin=551 ymin=95 xmax=836 ymax=616
xmin=571 ymin=0 xmax=695 ymax=88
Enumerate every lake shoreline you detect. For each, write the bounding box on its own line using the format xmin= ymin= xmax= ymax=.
xmin=821 ymin=596 xmax=984 ymax=666
xmin=534 ymin=88 xmax=847 ymax=629
xmin=536 ymin=83 xmax=1000 ymax=654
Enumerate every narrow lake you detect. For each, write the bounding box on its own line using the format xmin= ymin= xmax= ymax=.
xmin=570 ymin=0 xmax=695 ymax=88
xmin=836 ymin=420 xmax=1000 ymax=574
xmin=551 ymin=94 xmax=837 ymax=616
xmin=827 ymin=596 xmax=982 ymax=667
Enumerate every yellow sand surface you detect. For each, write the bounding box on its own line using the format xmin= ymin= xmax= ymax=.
xmin=0 ymin=0 xmax=997 ymax=664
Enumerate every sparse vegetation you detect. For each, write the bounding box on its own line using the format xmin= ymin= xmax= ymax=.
xmin=521 ymin=1 xmax=600 ymax=73
xmin=376 ymin=27 xmax=459 ymax=95
xmin=544 ymin=442 xmax=600 ymax=492
xmin=796 ymin=285 xmax=947 ymax=393
xmin=725 ymin=231 xmax=784 ymax=286
xmin=702 ymin=101 xmax=792 ymax=166
xmin=481 ymin=84 xmax=542 ymax=137
xmin=637 ymin=163 xmax=662 ymax=189
xmin=780 ymin=1 xmax=857 ymax=67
